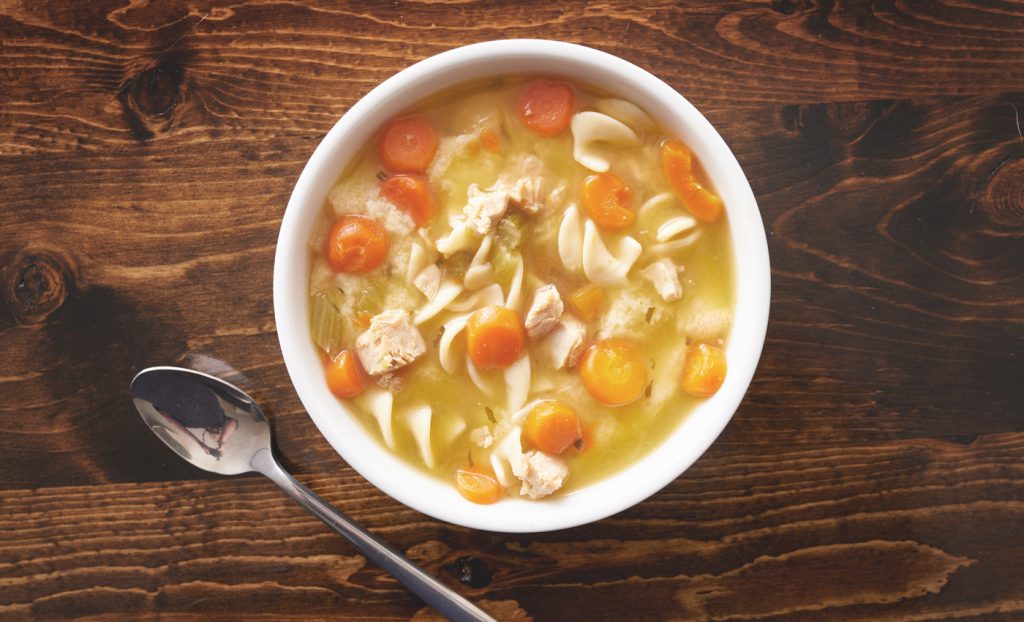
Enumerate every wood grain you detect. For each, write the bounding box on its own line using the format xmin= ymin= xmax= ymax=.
xmin=2 ymin=0 xmax=1023 ymax=620
xmin=1 ymin=435 xmax=1022 ymax=620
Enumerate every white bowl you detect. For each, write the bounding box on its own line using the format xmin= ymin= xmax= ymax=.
xmin=274 ymin=40 xmax=770 ymax=533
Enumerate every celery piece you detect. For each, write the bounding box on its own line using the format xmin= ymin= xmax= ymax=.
xmin=352 ymin=280 xmax=386 ymax=319
xmin=496 ymin=211 xmax=528 ymax=250
xmin=310 ymin=289 xmax=346 ymax=356
xmin=491 ymin=244 xmax=519 ymax=286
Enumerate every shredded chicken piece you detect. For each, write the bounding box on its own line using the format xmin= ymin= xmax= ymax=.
xmin=512 ymin=450 xmax=568 ymax=499
xmin=640 ymin=258 xmax=683 ymax=301
xmin=507 ymin=176 xmax=543 ymax=214
xmin=539 ymin=314 xmax=587 ymax=369
xmin=524 ymin=284 xmax=563 ymax=339
xmin=375 ymin=373 xmax=405 ymax=392
xmin=464 ymin=183 xmax=510 ymax=235
xmin=355 ymin=310 xmax=427 ymax=376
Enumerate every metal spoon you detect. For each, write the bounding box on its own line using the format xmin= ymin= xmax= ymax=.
xmin=130 ymin=366 xmax=495 ymax=622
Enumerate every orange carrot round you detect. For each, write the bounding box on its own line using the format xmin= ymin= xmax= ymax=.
xmin=325 ymin=350 xmax=366 ymax=399
xmin=466 ymin=305 xmax=526 ymax=370
xmin=581 ymin=172 xmax=635 ymax=231
xmin=523 ymin=400 xmax=583 ymax=455
xmin=579 ymin=339 xmax=648 ymax=406
xmin=518 ymin=79 xmax=575 ymax=137
xmin=455 ymin=467 xmax=502 ymax=504
xmin=380 ymin=174 xmax=434 ymax=226
xmin=378 ymin=116 xmax=438 ymax=173
xmin=326 ymin=215 xmax=389 ymax=273
xmin=661 ymin=139 xmax=723 ymax=223
xmin=682 ymin=343 xmax=727 ymax=397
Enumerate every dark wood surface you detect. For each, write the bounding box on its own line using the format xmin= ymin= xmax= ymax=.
xmin=2 ymin=1 xmax=1022 ymax=620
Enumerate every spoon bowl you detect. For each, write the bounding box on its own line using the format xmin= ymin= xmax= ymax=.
xmin=130 ymin=366 xmax=494 ymax=622
xmin=131 ymin=366 xmax=269 ymax=475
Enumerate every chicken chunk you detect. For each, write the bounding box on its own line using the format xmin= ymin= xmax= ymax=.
xmin=512 ymin=450 xmax=568 ymax=499
xmin=506 ymin=155 xmax=546 ymax=213
xmin=463 ymin=183 xmax=510 ymax=235
xmin=413 ymin=264 xmax=442 ymax=299
xmin=538 ymin=314 xmax=587 ymax=369
xmin=640 ymin=258 xmax=683 ymax=301
xmin=507 ymin=176 xmax=543 ymax=214
xmin=355 ymin=309 xmax=427 ymax=376
xmin=524 ymin=284 xmax=564 ymax=339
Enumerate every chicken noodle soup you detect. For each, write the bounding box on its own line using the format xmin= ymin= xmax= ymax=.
xmin=308 ymin=77 xmax=733 ymax=502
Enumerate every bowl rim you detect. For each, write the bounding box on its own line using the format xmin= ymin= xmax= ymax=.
xmin=273 ymin=39 xmax=770 ymax=533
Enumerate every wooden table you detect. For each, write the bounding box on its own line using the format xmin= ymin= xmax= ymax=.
xmin=2 ymin=2 xmax=1022 ymax=620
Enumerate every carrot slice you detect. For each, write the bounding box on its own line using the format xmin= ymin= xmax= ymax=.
xmin=456 ymin=467 xmax=502 ymax=504
xmin=523 ymin=400 xmax=583 ymax=455
xmin=380 ymin=174 xmax=434 ymax=226
xmin=579 ymin=339 xmax=648 ymax=406
xmin=682 ymin=343 xmax=727 ymax=397
xmin=567 ymin=284 xmax=605 ymax=323
xmin=679 ymin=181 xmax=723 ymax=224
xmin=581 ymin=172 xmax=635 ymax=231
xmin=661 ymin=139 xmax=723 ymax=223
xmin=326 ymin=215 xmax=389 ymax=273
xmin=377 ymin=116 xmax=438 ymax=173
xmin=325 ymin=350 xmax=366 ymax=399
xmin=661 ymin=139 xmax=693 ymax=188
xmin=479 ymin=128 xmax=502 ymax=152
xmin=518 ymin=79 xmax=575 ymax=137
xmin=466 ymin=305 xmax=526 ymax=370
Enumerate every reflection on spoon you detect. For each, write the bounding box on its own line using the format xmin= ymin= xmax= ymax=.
xmin=131 ymin=366 xmax=495 ymax=622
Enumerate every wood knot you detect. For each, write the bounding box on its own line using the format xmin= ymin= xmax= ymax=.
xmin=979 ymin=156 xmax=1024 ymax=228
xmin=118 ymin=57 xmax=188 ymax=140
xmin=448 ymin=556 xmax=492 ymax=588
xmin=3 ymin=249 xmax=74 ymax=325
xmin=132 ymin=64 xmax=184 ymax=118
xmin=770 ymin=0 xmax=798 ymax=14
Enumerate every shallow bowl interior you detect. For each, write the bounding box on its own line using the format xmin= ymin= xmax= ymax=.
xmin=274 ymin=39 xmax=770 ymax=533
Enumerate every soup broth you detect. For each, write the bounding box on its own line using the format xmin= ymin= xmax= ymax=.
xmin=308 ymin=76 xmax=733 ymax=502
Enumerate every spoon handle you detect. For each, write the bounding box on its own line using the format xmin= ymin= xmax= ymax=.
xmin=251 ymin=449 xmax=495 ymax=622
